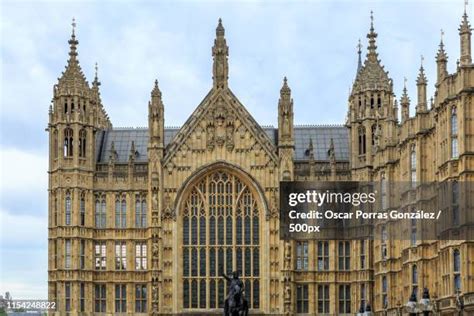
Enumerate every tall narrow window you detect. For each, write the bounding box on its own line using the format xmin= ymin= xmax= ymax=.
xmin=64 ymin=128 xmax=73 ymax=157
xmin=115 ymin=284 xmax=127 ymax=313
xmin=360 ymin=283 xmax=366 ymax=311
xmin=411 ymin=145 xmax=417 ymax=188
xmin=135 ymin=284 xmax=147 ymax=313
xmin=95 ymin=194 xmax=106 ymax=228
xmin=339 ymin=284 xmax=351 ymax=314
xmin=381 ymin=225 xmax=387 ymax=260
xmin=79 ymin=129 xmax=86 ymax=158
xmin=53 ymin=130 xmax=58 ymax=159
xmin=135 ymin=194 xmax=147 ymax=228
xmin=338 ymin=241 xmax=350 ymax=270
xmin=135 ymin=242 xmax=147 ymax=270
xmin=358 ymin=127 xmax=366 ymax=155
xmin=411 ymin=217 xmax=417 ymax=246
xmin=318 ymin=241 xmax=329 ymax=271
xmin=382 ymin=276 xmax=388 ymax=308
xmin=452 ymin=181 xmax=459 ymax=226
xmin=65 ymin=191 xmax=71 ymax=225
xmin=296 ymin=241 xmax=308 ymax=270
xmin=80 ymin=239 xmax=85 ymax=269
xmin=65 ymin=282 xmax=71 ymax=312
xmin=115 ymin=242 xmax=127 ymax=270
xmin=115 ymin=194 xmax=127 ymax=228
xmin=318 ymin=285 xmax=330 ymax=313
xmin=360 ymin=240 xmax=366 ymax=269
xmin=412 ymin=265 xmax=418 ymax=300
xmin=80 ymin=193 xmax=85 ymax=226
xmin=80 ymin=283 xmax=85 ymax=312
xmin=454 ymin=249 xmax=461 ymax=291
xmin=182 ymin=171 xmax=260 ymax=310
xmin=451 ymin=106 xmax=458 ymax=158
xmin=65 ymin=239 xmax=71 ymax=269
xmin=296 ymin=284 xmax=309 ymax=313
xmin=53 ymin=195 xmax=58 ymax=226
xmin=95 ymin=284 xmax=106 ymax=313
xmin=94 ymin=242 xmax=106 ymax=270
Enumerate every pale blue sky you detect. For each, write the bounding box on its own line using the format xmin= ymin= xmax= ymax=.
xmin=0 ymin=0 xmax=470 ymax=299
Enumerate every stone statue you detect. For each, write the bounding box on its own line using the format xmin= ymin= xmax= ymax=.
xmin=222 ymin=271 xmax=248 ymax=316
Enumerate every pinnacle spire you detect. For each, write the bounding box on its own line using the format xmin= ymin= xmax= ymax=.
xmin=68 ymin=18 xmax=78 ymax=59
xmin=401 ymin=77 xmax=410 ymax=104
xmin=366 ymin=10 xmax=378 ymax=60
xmin=460 ymin=0 xmax=471 ymax=33
xmin=212 ymin=18 xmax=229 ymax=89
xmin=151 ymin=79 xmax=162 ymax=98
xmin=437 ymin=29 xmax=448 ymax=61
xmin=417 ymin=55 xmax=427 ymax=85
xmin=357 ymin=39 xmax=363 ymax=72
xmin=280 ymin=76 xmax=291 ymax=96
xmin=92 ymin=62 xmax=101 ymax=87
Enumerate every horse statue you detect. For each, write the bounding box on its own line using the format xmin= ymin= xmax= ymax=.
xmin=222 ymin=271 xmax=249 ymax=316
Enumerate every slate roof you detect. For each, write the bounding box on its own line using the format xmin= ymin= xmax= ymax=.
xmin=96 ymin=125 xmax=349 ymax=163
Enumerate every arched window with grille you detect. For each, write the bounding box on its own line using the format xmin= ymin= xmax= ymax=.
xmin=79 ymin=129 xmax=86 ymax=158
xmin=65 ymin=191 xmax=71 ymax=225
xmin=64 ymin=128 xmax=73 ymax=157
xmin=115 ymin=194 xmax=127 ymax=228
xmin=182 ymin=170 xmax=260 ymax=310
xmin=412 ymin=264 xmax=418 ymax=300
xmin=95 ymin=194 xmax=106 ymax=228
xmin=135 ymin=194 xmax=147 ymax=228
xmin=451 ymin=106 xmax=458 ymax=159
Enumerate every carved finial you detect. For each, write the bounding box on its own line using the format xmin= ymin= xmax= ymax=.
xmin=151 ymin=79 xmax=161 ymax=97
xmin=441 ymin=29 xmax=445 ymax=43
xmin=93 ymin=62 xmax=101 ymax=87
xmin=72 ymin=17 xmax=76 ymax=35
xmin=420 ymin=55 xmax=424 ymax=68
xmin=68 ymin=17 xmax=79 ymax=59
xmin=357 ymin=39 xmax=363 ymax=71
xmin=403 ymin=77 xmax=407 ymax=90
xmin=212 ymin=18 xmax=229 ymax=89
xmin=465 ymin=0 xmax=469 ymax=14
xmin=280 ymin=76 xmax=291 ymax=96
xmin=367 ymin=10 xmax=378 ymax=59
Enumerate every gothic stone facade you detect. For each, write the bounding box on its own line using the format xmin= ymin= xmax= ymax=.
xmin=48 ymin=13 xmax=474 ymax=316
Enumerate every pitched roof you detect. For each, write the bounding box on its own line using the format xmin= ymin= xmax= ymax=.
xmin=95 ymin=125 xmax=349 ymax=163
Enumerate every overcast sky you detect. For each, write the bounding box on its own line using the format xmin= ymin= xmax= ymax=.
xmin=0 ymin=0 xmax=470 ymax=299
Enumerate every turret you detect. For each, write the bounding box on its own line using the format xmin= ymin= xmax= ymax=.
xmin=416 ymin=57 xmax=428 ymax=113
xmin=400 ymin=78 xmax=410 ymax=123
xmin=212 ymin=18 xmax=229 ymax=89
xmin=459 ymin=6 xmax=472 ymax=66
xmin=278 ymin=77 xmax=294 ymax=181
xmin=148 ymin=80 xmax=165 ymax=151
xmin=436 ymin=31 xmax=449 ymax=83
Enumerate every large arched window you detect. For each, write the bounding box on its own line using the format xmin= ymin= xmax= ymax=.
xmin=115 ymin=194 xmax=127 ymax=228
xmin=64 ymin=128 xmax=73 ymax=157
xmin=95 ymin=194 xmax=106 ymax=228
xmin=182 ymin=170 xmax=260 ymax=310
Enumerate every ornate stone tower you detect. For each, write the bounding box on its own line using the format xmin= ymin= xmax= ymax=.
xmin=347 ymin=12 xmax=396 ymax=181
xmin=47 ymin=19 xmax=111 ymax=312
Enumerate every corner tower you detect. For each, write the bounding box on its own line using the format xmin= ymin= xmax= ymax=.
xmin=347 ymin=12 xmax=396 ymax=180
xmin=47 ymin=19 xmax=111 ymax=312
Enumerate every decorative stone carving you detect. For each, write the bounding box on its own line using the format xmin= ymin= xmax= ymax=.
xmin=161 ymin=193 xmax=176 ymax=221
xmin=206 ymin=97 xmax=235 ymax=151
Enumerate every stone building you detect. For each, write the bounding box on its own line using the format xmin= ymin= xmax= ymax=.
xmin=47 ymin=10 xmax=473 ymax=316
